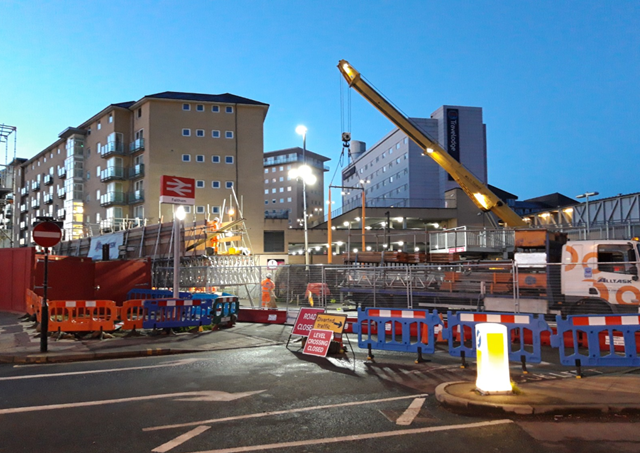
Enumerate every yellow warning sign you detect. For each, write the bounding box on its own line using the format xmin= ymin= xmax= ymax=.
xmin=313 ymin=314 xmax=347 ymax=334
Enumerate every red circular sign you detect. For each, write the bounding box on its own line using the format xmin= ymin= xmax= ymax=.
xmin=32 ymin=222 xmax=62 ymax=248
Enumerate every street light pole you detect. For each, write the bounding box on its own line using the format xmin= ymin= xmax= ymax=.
xmin=576 ymin=191 xmax=599 ymax=237
xmin=173 ymin=205 xmax=186 ymax=298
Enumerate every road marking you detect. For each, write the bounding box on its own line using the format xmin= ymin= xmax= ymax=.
xmin=153 ymin=425 xmax=211 ymax=453
xmin=1 ymin=359 xmax=201 ymax=381
xmin=0 ymin=390 xmax=264 ymax=415
xmin=183 ymin=419 xmax=514 ymax=453
xmin=395 ymin=397 xmax=425 ymax=425
xmin=144 ymin=393 xmax=430 ymax=432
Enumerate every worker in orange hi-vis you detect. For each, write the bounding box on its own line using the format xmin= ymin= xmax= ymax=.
xmin=261 ymin=274 xmax=276 ymax=309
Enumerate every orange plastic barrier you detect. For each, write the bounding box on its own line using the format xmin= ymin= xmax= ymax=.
xmin=119 ymin=299 xmax=146 ymax=331
xmin=47 ymin=300 xmax=117 ymax=333
xmin=25 ymin=289 xmax=42 ymax=318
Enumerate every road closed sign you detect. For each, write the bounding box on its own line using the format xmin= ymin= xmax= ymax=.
xmin=303 ymin=329 xmax=334 ymax=357
xmin=292 ymin=308 xmax=325 ymax=336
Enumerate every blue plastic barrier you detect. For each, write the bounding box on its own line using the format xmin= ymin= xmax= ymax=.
xmin=443 ymin=311 xmax=550 ymax=365
xmin=142 ymin=299 xmax=212 ymax=330
xmin=551 ymin=314 xmax=640 ymax=367
xmin=353 ymin=307 xmax=443 ymax=360
xmin=126 ymin=289 xmax=192 ymax=300
xmin=211 ymin=295 xmax=239 ymax=327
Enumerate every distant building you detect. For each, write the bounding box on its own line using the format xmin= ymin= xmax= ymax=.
xmin=263 ymin=147 xmax=329 ymax=226
xmin=10 ymin=92 xmax=269 ymax=251
xmin=341 ymin=106 xmax=487 ymax=211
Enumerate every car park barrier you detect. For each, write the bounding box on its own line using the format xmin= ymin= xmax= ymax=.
xmin=211 ymin=295 xmax=239 ymax=328
xmin=142 ymin=299 xmax=212 ymax=330
xmin=47 ymin=300 xmax=117 ymax=336
xmin=443 ymin=311 xmax=550 ymax=370
xmin=551 ymin=314 xmax=640 ymax=375
xmin=126 ymin=289 xmax=192 ymax=300
xmin=353 ymin=307 xmax=443 ymax=362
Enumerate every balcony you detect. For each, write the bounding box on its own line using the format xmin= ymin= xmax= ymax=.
xmin=31 ymin=181 xmax=40 ymax=192
xmin=100 ymin=166 xmax=125 ymax=182
xmin=100 ymin=191 xmax=126 ymax=207
xmin=129 ymin=189 xmax=144 ymax=204
xmin=20 ymin=221 xmax=27 ymax=230
xmin=57 ymin=187 xmax=66 ymax=199
xmin=100 ymin=141 xmax=125 ymax=158
xmin=129 ymin=138 xmax=145 ymax=154
xmin=20 ymin=187 xmax=28 ymax=197
xmin=128 ymin=164 xmax=144 ymax=179
xmin=43 ymin=193 xmax=53 ymax=204
xmin=57 ymin=208 xmax=65 ymax=220
xmin=31 ymin=199 xmax=40 ymax=209
xmin=20 ymin=204 xmax=28 ymax=213
xmin=57 ymin=167 xmax=67 ymax=178
xmin=44 ymin=174 xmax=53 ymax=185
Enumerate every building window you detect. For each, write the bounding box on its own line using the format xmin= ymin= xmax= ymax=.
xmin=287 ymin=197 xmax=292 ymax=202
xmin=397 ymin=143 xmax=401 ymax=149
xmin=196 ymin=155 xmax=204 ymax=162
xmin=183 ymin=103 xmax=190 ymax=111
xmin=182 ymin=154 xmax=191 ymax=162
xmin=212 ymin=181 xmax=220 ymax=189
xmin=182 ymin=128 xmax=191 ymax=136
xmin=212 ymin=155 xmax=220 ymax=163
xmin=279 ymin=198 xmax=284 ymax=203
xmin=226 ymin=106 xmax=233 ymax=113
xmin=226 ymin=181 xmax=233 ymax=189
xmin=212 ymin=105 xmax=219 ymax=113
xmin=272 ymin=199 xmax=276 ymax=204
xmin=137 ymin=108 xmax=142 ymax=118
xmin=212 ymin=130 xmax=220 ymax=138
xmin=287 ymin=186 xmax=291 ymax=191
xmin=279 ymin=166 xmax=284 ymax=171
xmin=196 ymin=129 xmax=205 ymax=137
xmin=183 ymin=206 xmax=192 ymax=213
xmin=264 ymin=179 xmax=269 ymax=184
xmin=264 ymin=169 xmax=269 ymax=174
xmin=211 ymin=206 xmax=220 ymax=214
xmin=265 ymin=200 xmax=269 ymax=205
xmin=279 ymin=187 xmax=284 ymax=192
xmin=264 ymin=189 xmax=269 ymax=194
xmin=279 ymin=177 xmax=284 ymax=182
xmin=196 ymin=180 xmax=205 ymax=188
xmin=196 ymin=104 xmax=204 ymax=112
xmin=97 ymin=121 xmax=101 ymax=130
xmin=225 ymin=131 xmax=234 ymax=139
xmin=271 ymin=168 xmax=276 ymax=173
xmin=96 ymin=166 xmax=101 ymax=177
xmin=196 ymin=206 xmax=205 ymax=214
xmin=225 ymin=156 xmax=234 ymax=164
xmin=109 ymin=114 xmax=113 ymax=123
xmin=96 ymin=189 xmax=101 ymax=199
xmin=272 ymin=188 xmax=276 ymax=194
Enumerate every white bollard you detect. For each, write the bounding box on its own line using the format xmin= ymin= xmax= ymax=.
xmin=475 ymin=323 xmax=512 ymax=395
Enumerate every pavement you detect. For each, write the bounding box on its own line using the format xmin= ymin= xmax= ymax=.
xmin=3 ymin=309 xmax=640 ymax=417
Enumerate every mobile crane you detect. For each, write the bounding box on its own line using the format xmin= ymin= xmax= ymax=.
xmin=337 ymin=60 xmax=527 ymax=228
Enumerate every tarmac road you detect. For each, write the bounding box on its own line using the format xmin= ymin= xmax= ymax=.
xmin=2 ymin=323 xmax=640 ymax=453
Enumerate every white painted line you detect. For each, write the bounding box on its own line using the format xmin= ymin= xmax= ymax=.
xmin=144 ymin=394 xmax=430 ymax=432
xmin=153 ymin=425 xmax=211 ymax=453
xmin=395 ymin=397 xmax=425 ymax=425
xmin=0 ymin=359 xmax=200 ymax=381
xmin=183 ymin=419 xmax=514 ymax=453
xmin=0 ymin=390 xmax=263 ymax=415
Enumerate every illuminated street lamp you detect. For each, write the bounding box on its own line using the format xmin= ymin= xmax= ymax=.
xmin=576 ymin=191 xmax=599 ymax=236
xmin=289 ymin=125 xmax=316 ymax=266
xmin=173 ymin=205 xmax=186 ymax=298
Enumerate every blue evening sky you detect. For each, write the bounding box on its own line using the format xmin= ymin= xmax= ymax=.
xmin=1 ymin=1 xmax=638 ymax=203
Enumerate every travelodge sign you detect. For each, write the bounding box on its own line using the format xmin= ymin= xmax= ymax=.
xmin=160 ymin=175 xmax=195 ymax=205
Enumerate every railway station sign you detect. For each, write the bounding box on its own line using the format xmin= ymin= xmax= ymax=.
xmin=302 ymin=329 xmax=334 ymax=357
xmin=292 ymin=308 xmax=325 ymax=336
xmin=160 ymin=175 xmax=195 ymax=205
xmin=32 ymin=221 xmax=62 ymax=248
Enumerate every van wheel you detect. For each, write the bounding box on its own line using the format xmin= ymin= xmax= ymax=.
xmin=567 ymin=298 xmax=613 ymax=316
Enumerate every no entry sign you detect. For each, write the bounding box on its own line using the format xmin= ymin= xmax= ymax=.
xmin=303 ymin=329 xmax=334 ymax=357
xmin=32 ymin=222 xmax=62 ymax=248
xmin=292 ymin=308 xmax=325 ymax=337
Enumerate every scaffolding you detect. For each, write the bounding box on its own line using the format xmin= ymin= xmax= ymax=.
xmin=0 ymin=124 xmax=17 ymax=247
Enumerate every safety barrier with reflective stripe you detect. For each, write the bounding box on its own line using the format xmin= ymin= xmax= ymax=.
xmin=353 ymin=307 xmax=442 ymax=355
xmin=25 ymin=289 xmax=42 ymax=318
xmin=551 ymin=314 xmax=640 ymax=367
xmin=443 ymin=311 xmax=550 ymax=364
xmin=126 ymin=289 xmax=192 ymax=300
xmin=142 ymin=299 xmax=212 ymax=330
xmin=119 ymin=299 xmax=146 ymax=331
xmin=48 ymin=300 xmax=117 ymax=333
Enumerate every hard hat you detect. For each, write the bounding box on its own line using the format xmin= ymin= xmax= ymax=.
xmin=266 ymin=273 xmax=272 ymax=279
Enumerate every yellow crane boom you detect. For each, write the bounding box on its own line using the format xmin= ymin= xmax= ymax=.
xmin=337 ymin=59 xmax=526 ymax=227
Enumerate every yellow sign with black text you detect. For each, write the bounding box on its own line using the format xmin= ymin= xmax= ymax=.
xmin=313 ymin=314 xmax=347 ymax=334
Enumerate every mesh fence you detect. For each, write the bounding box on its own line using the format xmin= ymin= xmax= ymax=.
xmin=151 ymin=259 xmax=640 ymax=315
